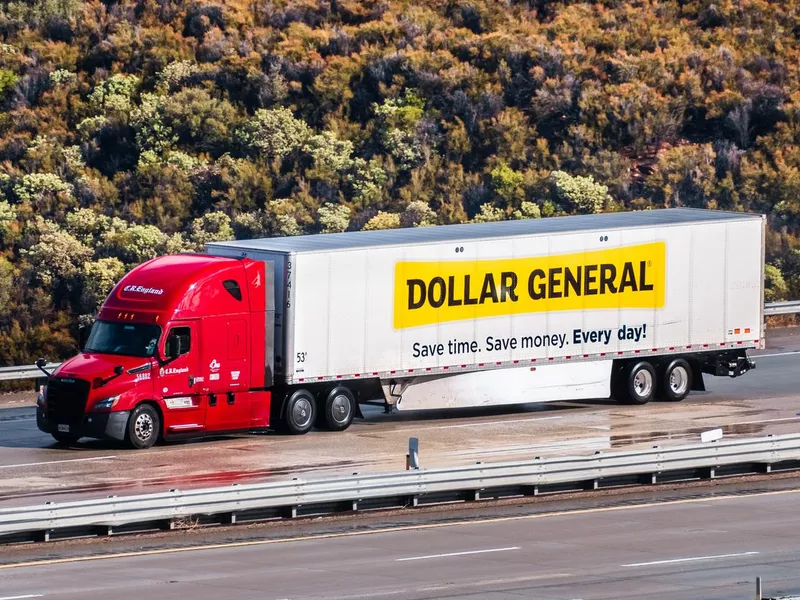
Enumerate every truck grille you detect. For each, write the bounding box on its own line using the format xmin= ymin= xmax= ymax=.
xmin=46 ymin=377 xmax=90 ymax=424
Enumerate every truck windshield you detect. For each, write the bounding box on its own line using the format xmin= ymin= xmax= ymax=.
xmin=84 ymin=320 xmax=162 ymax=358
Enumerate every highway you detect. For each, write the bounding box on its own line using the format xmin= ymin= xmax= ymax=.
xmin=0 ymin=487 xmax=798 ymax=599
xmin=0 ymin=329 xmax=798 ymax=507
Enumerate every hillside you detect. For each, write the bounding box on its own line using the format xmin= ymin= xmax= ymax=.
xmin=0 ymin=0 xmax=799 ymax=364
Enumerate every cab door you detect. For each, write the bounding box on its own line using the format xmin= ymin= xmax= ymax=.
xmin=201 ymin=316 xmax=252 ymax=432
xmin=158 ymin=322 xmax=207 ymax=434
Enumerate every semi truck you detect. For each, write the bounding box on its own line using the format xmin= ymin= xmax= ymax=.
xmin=36 ymin=208 xmax=764 ymax=449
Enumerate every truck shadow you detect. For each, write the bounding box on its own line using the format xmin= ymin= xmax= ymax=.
xmin=357 ymin=400 xmax=593 ymax=426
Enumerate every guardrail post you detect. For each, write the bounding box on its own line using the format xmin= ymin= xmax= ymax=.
xmin=407 ymin=437 xmax=419 ymax=470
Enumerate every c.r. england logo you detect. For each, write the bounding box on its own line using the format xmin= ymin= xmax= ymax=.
xmin=160 ymin=366 xmax=189 ymax=376
xmin=123 ymin=284 xmax=164 ymax=295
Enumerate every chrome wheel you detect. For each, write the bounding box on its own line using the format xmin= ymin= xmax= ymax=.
xmin=633 ymin=368 xmax=653 ymax=399
xmin=669 ymin=365 xmax=689 ymax=396
xmin=292 ymin=396 xmax=313 ymax=429
xmin=134 ymin=412 xmax=154 ymax=442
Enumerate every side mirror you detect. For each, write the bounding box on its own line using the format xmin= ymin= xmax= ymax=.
xmin=114 ymin=365 xmax=124 ymax=376
xmin=36 ymin=358 xmax=47 ymax=369
xmin=165 ymin=336 xmax=179 ymax=360
xmin=177 ymin=334 xmax=191 ymax=355
xmin=164 ymin=330 xmax=191 ymax=360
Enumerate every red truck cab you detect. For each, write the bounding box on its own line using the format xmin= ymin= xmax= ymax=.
xmin=36 ymin=254 xmax=273 ymax=448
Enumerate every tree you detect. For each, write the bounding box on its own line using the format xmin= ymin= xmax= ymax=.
xmin=23 ymin=228 xmax=93 ymax=288
xmin=646 ymin=144 xmax=717 ymax=209
xmin=512 ymin=201 xmax=541 ymax=220
xmin=318 ymin=203 xmax=351 ymax=233
xmin=401 ymin=201 xmax=436 ymax=227
xmin=472 ymin=204 xmax=505 ymax=222
xmin=362 ymin=211 xmax=401 ymax=230
xmin=236 ymin=107 xmax=311 ymax=161
xmin=99 ymin=224 xmax=167 ymax=266
xmin=490 ymin=162 xmax=525 ymax=206
xmin=190 ymin=211 xmax=234 ymax=249
xmin=764 ymin=264 xmax=788 ymax=303
xmin=0 ymin=200 xmax=18 ymax=247
xmin=3 ymin=0 xmax=800 ymax=370
xmin=550 ymin=171 xmax=610 ymax=214
xmin=80 ymin=258 xmax=126 ymax=314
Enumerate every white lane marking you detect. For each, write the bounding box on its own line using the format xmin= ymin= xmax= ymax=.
xmin=755 ymin=351 xmax=800 ymax=358
xmin=0 ymin=595 xmax=44 ymax=600
xmin=396 ymin=546 xmax=520 ymax=562
xmin=622 ymin=551 xmax=759 ymax=567
xmin=0 ymin=456 xmax=116 ymax=470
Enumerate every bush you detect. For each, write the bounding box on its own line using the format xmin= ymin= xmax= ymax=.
xmin=550 ymin=171 xmax=609 ymax=214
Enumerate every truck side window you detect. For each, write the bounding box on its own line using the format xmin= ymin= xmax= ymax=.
xmin=223 ymin=279 xmax=242 ymax=301
xmin=166 ymin=327 xmax=191 ymax=358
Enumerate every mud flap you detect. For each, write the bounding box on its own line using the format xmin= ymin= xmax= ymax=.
xmin=690 ymin=362 xmax=706 ymax=391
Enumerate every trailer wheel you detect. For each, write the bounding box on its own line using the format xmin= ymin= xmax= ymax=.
xmin=321 ymin=387 xmax=355 ymax=432
xmin=620 ymin=361 xmax=656 ymax=405
xmin=657 ymin=358 xmax=692 ymax=402
xmin=126 ymin=403 xmax=160 ymax=449
xmin=284 ymin=389 xmax=316 ymax=435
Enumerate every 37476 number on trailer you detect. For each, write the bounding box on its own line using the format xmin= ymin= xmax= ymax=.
xmin=36 ymin=208 xmax=762 ymax=449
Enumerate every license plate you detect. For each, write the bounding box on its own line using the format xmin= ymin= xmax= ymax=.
xmin=57 ymin=424 xmax=70 ymax=433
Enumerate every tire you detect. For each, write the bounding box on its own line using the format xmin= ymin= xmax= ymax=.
xmin=619 ymin=361 xmax=656 ymax=405
xmin=321 ymin=387 xmax=355 ymax=432
xmin=284 ymin=389 xmax=316 ymax=435
xmin=51 ymin=432 xmax=81 ymax=446
xmin=126 ymin=403 xmax=160 ymax=449
xmin=657 ymin=358 xmax=692 ymax=402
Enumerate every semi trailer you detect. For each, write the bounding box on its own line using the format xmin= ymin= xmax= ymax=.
xmin=36 ymin=208 xmax=764 ymax=449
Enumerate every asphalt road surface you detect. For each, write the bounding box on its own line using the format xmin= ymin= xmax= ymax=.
xmin=0 ymin=487 xmax=798 ymax=599
xmin=0 ymin=329 xmax=798 ymax=507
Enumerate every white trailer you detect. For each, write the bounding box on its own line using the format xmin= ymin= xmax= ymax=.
xmin=207 ymin=208 xmax=764 ymax=432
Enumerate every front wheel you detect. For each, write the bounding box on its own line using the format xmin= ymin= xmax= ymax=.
xmin=126 ymin=404 xmax=160 ymax=449
xmin=658 ymin=358 xmax=692 ymax=402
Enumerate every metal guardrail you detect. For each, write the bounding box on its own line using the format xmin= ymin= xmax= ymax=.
xmin=1 ymin=301 xmax=797 ymax=383
xmin=0 ymin=363 xmax=60 ymax=383
xmin=764 ymin=300 xmax=800 ymax=316
xmin=2 ymin=433 xmax=800 ymax=543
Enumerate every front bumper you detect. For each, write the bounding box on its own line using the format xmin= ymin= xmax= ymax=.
xmin=37 ymin=409 xmax=130 ymax=441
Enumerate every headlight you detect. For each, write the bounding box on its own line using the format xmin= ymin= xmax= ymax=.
xmin=94 ymin=395 xmax=120 ymax=410
xmin=37 ymin=385 xmax=47 ymax=408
